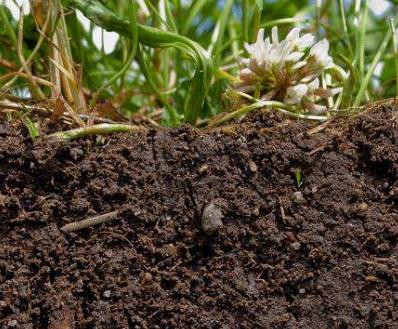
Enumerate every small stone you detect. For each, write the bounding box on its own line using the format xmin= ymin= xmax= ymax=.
xmin=312 ymin=235 xmax=324 ymax=245
xmin=140 ymin=272 xmax=153 ymax=286
xmin=202 ymin=202 xmax=223 ymax=233
xmin=103 ymin=290 xmax=111 ymax=298
xmin=357 ymin=202 xmax=368 ymax=212
xmin=299 ymin=288 xmax=306 ymax=294
xmin=249 ymin=161 xmax=258 ymax=172
xmin=198 ymin=164 xmax=209 ymax=174
xmin=292 ymin=191 xmax=306 ymax=204
xmin=291 ymin=242 xmax=301 ymax=251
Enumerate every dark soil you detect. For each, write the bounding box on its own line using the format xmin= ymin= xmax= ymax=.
xmin=0 ymin=104 xmax=398 ymax=329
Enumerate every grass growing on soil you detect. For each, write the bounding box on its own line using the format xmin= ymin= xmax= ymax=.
xmin=0 ymin=0 xmax=397 ymax=136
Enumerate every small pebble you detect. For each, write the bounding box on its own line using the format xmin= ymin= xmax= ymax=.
xmin=299 ymin=288 xmax=306 ymax=294
xmin=291 ymin=242 xmax=301 ymax=251
xmin=312 ymin=235 xmax=324 ymax=245
xmin=292 ymin=191 xmax=306 ymax=204
xmin=249 ymin=161 xmax=258 ymax=172
xmin=198 ymin=164 xmax=209 ymax=174
xmin=140 ymin=272 xmax=153 ymax=285
xmin=357 ymin=202 xmax=368 ymax=212
xmin=202 ymin=201 xmax=224 ymax=233
xmin=103 ymin=290 xmax=111 ymax=298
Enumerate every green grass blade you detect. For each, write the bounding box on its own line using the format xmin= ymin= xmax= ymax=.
xmin=181 ymin=0 xmax=208 ymax=35
xmin=353 ymin=25 xmax=393 ymax=107
xmin=90 ymin=0 xmax=139 ymax=108
xmin=390 ymin=17 xmax=398 ymax=99
xmin=69 ymin=0 xmax=213 ymax=125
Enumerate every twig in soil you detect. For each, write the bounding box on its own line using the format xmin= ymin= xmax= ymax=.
xmin=47 ymin=123 xmax=144 ymax=142
xmin=61 ymin=210 xmax=119 ymax=232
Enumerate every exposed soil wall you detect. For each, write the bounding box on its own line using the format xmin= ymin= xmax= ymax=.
xmin=0 ymin=105 xmax=397 ymax=328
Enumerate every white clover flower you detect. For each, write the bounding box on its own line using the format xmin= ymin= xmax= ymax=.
xmin=284 ymin=84 xmax=308 ymax=105
xmin=286 ymin=27 xmax=315 ymax=50
xmin=237 ymin=27 xmax=348 ymax=115
xmin=309 ymin=39 xmax=333 ymax=69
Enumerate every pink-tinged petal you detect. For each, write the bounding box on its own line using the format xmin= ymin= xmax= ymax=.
xmin=239 ymin=68 xmax=256 ymax=81
xmin=304 ymin=100 xmax=327 ymax=114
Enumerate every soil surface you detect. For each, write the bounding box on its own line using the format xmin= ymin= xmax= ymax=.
xmin=0 ymin=104 xmax=397 ymax=329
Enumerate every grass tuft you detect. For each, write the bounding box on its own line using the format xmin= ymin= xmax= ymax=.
xmin=0 ymin=0 xmax=397 ymax=133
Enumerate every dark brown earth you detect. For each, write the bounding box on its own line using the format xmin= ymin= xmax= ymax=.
xmin=0 ymin=104 xmax=397 ymax=328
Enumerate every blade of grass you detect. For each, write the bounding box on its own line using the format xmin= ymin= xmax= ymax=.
xmin=353 ymin=25 xmax=393 ymax=107
xmin=251 ymin=0 xmax=263 ymax=42
xmin=359 ymin=0 xmax=368 ymax=79
xmin=337 ymin=0 xmax=353 ymax=58
xmin=1 ymin=8 xmax=51 ymax=93
xmin=23 ymin=117 xmax=40 ymax=139
xmin=389 ymin=17 xmax=398 ymax=99
xmin=0 ymin=4 xmax=17 ymax=47
xmin=69 ymin=0 xmax=213 ymax=125
xmin=162 ymin=0 xmax=178 ymax=33
xmin=242 ymin=0 xmax=249 ymax=46
xmin=136 ymin=47 xmax=179 ymax=126
xmin=181 ymin=0 xmax=208 ymax=35
xmin=16 ymin=10 xmax=46 ymax=100
xmin=208 ymin=0 xmax=234 ymax=58
xmin=90 ymin=0 xmax=139 ymax=109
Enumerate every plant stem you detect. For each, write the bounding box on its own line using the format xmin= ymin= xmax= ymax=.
xmin=90 ymin=0 xmax=139 ymax=108
xmin=359 ymin=0 xmax=368 ymax=79
xmin=61 ymin=210 xmax=120 ymax=232
xmin=69 ymin=0 xmax=213 ymax=125
xmin=337 ymin=0 xmax=353 ymax=58
xmin=390 ymin=17 xmax=398 ymax=99
xmin=353 ymin=25 xmax=393 ymax=107
xmin=47 ymin=123 xmax=142 ymax=141
xmin=242 ymin=0 xmax=249 ymax=46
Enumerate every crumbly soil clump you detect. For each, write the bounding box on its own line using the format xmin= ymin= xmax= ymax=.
xmin=0 ymin=105 xmax=397 ymax=328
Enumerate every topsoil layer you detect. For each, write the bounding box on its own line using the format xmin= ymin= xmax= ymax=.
xmin=0 ymin=104 xmax=397 ymax=329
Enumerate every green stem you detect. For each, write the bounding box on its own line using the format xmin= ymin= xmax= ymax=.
xmin=359 ymin=0 xmax=368 ymax=79
xmin=0 ymin=5 xmax=17 ymax=47
xmin=337 ymin=0 xmax=353 ymax=58
xmin=136 ymin=47 xmax=179 ymax=126
xmin=90 ymin=0 xmax=139 ymax=108
xmin=242 ymin=0 xmax=249 ymax=46
xmin=209 ymin=99 xmax=327 ymax=128
xmin=390 ymin=17 xmax=398 ymax=99
xmin=251 ymin=3 xmax=262 ymax=43
xmin=69 ymin=0 xmax=213 ymax=125
xmin=353 ymin=26 xmax=392 ymax=107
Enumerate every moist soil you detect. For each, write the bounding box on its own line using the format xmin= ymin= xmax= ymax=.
xmin=0 ymin=104 xmax=397 ymax=329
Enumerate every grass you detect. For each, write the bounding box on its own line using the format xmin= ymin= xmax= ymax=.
xmin=0 ymin=0 xmax=397 ymax=135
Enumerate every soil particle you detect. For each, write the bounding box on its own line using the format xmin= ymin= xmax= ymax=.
xmin=1 ymin=104 xmax=398 ymax=328
xmin=201 ymin=201 xmax=224 ymax=233
xmin=292 ymin=191 xmax=306 ymax=203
